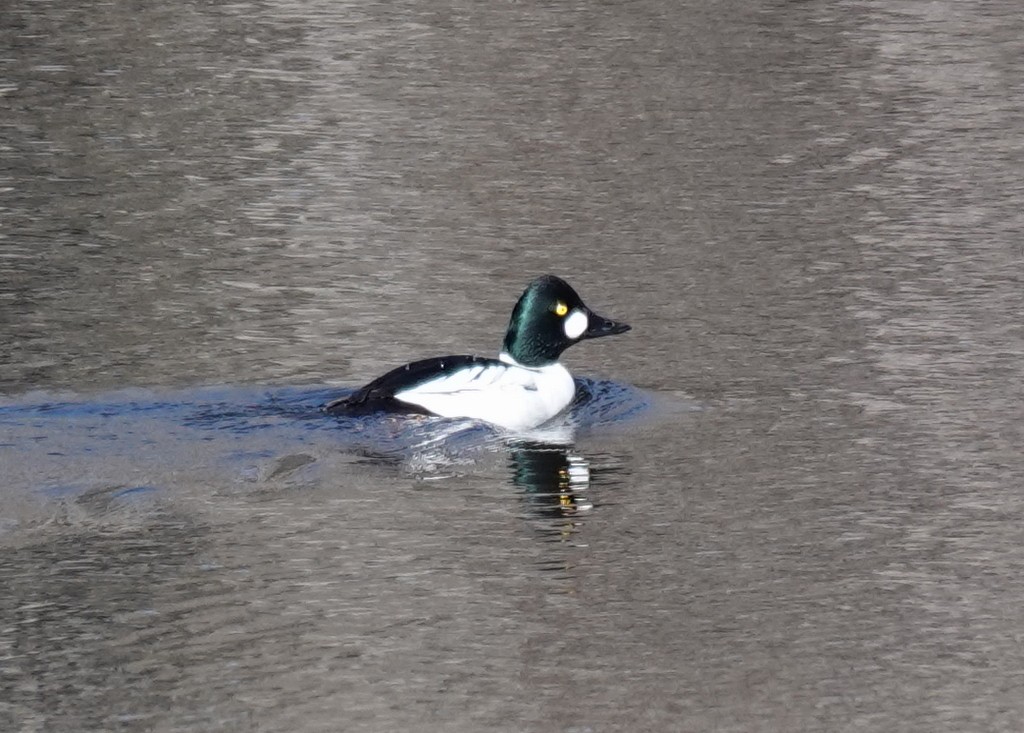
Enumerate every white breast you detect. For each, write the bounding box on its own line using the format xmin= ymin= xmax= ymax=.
xmin=393 ymin=358 xmax=576 ymax=431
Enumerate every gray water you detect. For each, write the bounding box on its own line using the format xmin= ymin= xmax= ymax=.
xmin=3 ymin=1 xmax=1024 ymax=730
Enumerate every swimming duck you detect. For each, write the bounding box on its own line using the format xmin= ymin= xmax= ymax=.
xmin=323 ymin=275 xmax=630 ymax=431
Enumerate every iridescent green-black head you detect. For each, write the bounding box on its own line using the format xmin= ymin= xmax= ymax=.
xmin=500 ymin=275 xmax=630 ymax=367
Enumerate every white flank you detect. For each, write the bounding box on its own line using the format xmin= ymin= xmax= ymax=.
xmin=393 ymin=355 xmax=576 ymax=431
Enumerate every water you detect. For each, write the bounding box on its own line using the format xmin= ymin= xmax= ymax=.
xmin=2 ymin=1 xmax=1023 ymax=730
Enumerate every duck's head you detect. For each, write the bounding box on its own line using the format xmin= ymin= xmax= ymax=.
xmin=500 ymin=275 xmax=631 ymax=367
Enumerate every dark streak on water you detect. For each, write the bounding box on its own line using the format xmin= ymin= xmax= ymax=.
xmin=0 ymin=377 xmax=659 ymax=504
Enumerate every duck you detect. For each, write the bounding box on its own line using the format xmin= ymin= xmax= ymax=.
xmin=323 ymin=275 xmax=630 ymax=431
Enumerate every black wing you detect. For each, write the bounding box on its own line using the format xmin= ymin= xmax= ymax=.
xmin=323 ymin=355 xmax=502 ymax=415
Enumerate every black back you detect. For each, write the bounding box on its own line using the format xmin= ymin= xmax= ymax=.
xmin=323 ymin=355 xmax=502 ymax=415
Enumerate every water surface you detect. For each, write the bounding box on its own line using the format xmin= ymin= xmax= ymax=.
xmin=2 ymin=1 xmax=1023 ymax=731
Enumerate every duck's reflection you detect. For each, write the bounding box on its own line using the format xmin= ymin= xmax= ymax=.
xmin=507 ymin=441 xmax=593 ymax=525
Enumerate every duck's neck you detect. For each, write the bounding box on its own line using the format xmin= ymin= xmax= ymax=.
xmin=499 ymin=351 xmax=552 ymax=369
xmin=500 ymin=333 xmax=560 ymax=368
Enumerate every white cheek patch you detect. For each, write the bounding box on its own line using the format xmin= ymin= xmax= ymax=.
xmin=563 ymin=309 xmax=589 ymax=340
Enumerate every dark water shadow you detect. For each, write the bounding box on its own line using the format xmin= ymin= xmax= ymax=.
xmin=0 ymin=378 xmax=693 ymax=532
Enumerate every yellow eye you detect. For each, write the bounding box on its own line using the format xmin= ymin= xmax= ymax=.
xmin=554 ymin=301 xmax=569 ymax=316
